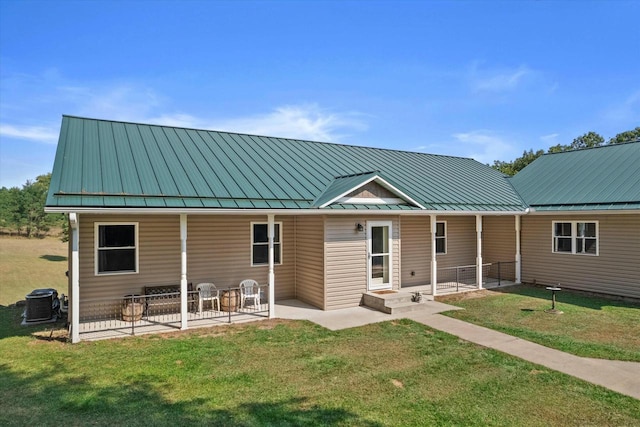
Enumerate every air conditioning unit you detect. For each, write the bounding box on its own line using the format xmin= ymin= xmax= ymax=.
xmin=25 ymin=288 xmax=58 ymax=322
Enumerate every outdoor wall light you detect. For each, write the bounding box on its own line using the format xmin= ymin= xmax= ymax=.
xmin=356 ymin=223 xmax=364 ymax=232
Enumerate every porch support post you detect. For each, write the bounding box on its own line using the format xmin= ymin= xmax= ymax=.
xmin=476 ymin=214 xmax=483 ymax=289
xmin=515 ymin=215 xmax=522 ymax=284
xmin=268 ymin=214 xmax=275 ymax=318
xmin=69 ymin=213 xmax=80 ymax=344
xmin=180 ymin=214 xmax=188 ymax=330
xmin=430 ymin=215 xmax=437 ymax=296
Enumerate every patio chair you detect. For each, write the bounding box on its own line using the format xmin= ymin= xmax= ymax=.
xmin=196 ymin=283 xmax=219 ymax=313
xmin=239 ymin=279 xmax=261 ymax=308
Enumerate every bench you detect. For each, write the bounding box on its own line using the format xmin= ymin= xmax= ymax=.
xmin=143 ymin=283 xmax=195 ymax=316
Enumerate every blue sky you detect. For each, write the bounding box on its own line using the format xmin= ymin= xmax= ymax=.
xmin=1 ymin=0 xmax=639 ymax=188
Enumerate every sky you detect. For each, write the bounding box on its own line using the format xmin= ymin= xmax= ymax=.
xmin=1 ymin=0 xmax=639 ymax=189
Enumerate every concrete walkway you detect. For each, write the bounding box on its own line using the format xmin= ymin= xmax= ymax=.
xmin=276 ymin=300 xmax=640 ymax=400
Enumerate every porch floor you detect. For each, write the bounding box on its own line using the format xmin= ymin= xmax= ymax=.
xmin=79 ymin=309 xmax=268 ymax=341
xmin=78 ymin=282 xmax=519 ymax=341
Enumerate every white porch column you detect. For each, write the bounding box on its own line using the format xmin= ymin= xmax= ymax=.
xmin=268 ymin=214 xmax=275 ymax=318
xmin=430 ymin=215 xmax=437 ymax=296
xmin=476 ymin=214 xmax=483 ymax=289
xmin=69 ymin=213 xmax=80 ymax=343
xmin=515 ymin=215 xmax=522 ymax=284
xmin=180 ymin=214 xmax=188 ymax=330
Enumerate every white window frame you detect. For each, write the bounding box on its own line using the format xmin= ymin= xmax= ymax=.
xmin=251 ymin=221 xmax=283 ymax=267
xmin=95 ymin=222 xmax=139 ymax=275
xmin=552 ymin=220 xmax=599 ymax=256
xmin=435 ymin=221 xmax=447 ymax=255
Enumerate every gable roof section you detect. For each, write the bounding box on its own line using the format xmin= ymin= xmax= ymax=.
xmin=311 ymin=171 xmax=426 ymax=209
xmin=510 ymin=142 xmax=640 ymax=211
xmin=47 ymin=116 xmax=527 ymax=212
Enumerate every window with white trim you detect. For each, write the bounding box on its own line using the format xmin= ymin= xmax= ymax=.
xmin=95 ymin=223 xmax=138 ymax=274
xmin=251 ymin=222 xmax=282 ymax=266
xmin=436 ymin=221 xmax=446 ymax=254
xmin=553 ymin=221 xmax=598 ymax=255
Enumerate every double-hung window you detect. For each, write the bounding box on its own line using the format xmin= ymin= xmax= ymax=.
xmin=251 ymin=222 xmax=282 ymax=266
xmin=95 ymin=223 xmax=138 ymax=274
xmin=553 ymin=221 xmax=598 ymax=255
xmin=435 ymin=221 xmax=446 ymax=254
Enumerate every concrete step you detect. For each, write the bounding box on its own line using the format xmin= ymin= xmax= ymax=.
xmin=362 ymin=291 xmax=432 ymax=314
xmin=385 ymin=300 xmax=432 ymax=314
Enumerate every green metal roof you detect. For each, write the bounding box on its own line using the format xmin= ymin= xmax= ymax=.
xmin=47 ymin=116 xmax=527 ymax=212
xmin=510 ymin=142 xmax=640 ymax=211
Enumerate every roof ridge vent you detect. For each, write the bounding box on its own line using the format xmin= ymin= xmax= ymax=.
xmin=334 ymin=170 xmax=380 ymax=179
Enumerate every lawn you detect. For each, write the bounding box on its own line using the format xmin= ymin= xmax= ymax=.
xmin=438 ymin=285 xmax=640 ymax=362
xmin=1 ymin=318 xmax=639 ymax=426
xmin=1 ymin=238 xmax=639 ymax=426
xmin=0 ymin=236 xmax=68 ymax=306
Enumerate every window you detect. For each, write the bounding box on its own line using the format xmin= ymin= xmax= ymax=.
xmin=552 ymin=221 xmax=598 ymax=255
xmin=435 ymin=221 xmax=446 ymax=254
xmin=251 ymin=222 xmax=282 ymax=266
xmin=95 ymin=223 xmax=138 ymax=274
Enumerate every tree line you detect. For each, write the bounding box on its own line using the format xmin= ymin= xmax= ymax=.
xmin=0 ymin=173 xmax=65 ymax=238
xmin=492 ymin=127 xmax=640 ymax=176
xmin=0 ymin=127 xmax=638 ymax=238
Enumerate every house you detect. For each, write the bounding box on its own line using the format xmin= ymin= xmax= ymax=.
xmin=509 ymin=142 xmax=640 ymax=300
xmin=46 ymin=116 xmax=527 ymax=342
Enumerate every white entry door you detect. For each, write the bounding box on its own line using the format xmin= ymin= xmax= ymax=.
xmin=368 ymin=221 xmax=393 ymax=290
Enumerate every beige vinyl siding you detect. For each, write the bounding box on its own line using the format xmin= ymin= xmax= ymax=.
xmin=400 ymin=216 xmax=430 ymax=286
xmin=78 ymin=215 xmax=295 ymax=312
xmin=436 ymin=216 xmax=477 ymax=268
xmin=78 ymin=214 xmax=182 ymax=316
xmin=188 ymin=215 xmax=295 ymax=301
xmin=294 ymin=216 xmax=325 ymax=309
xmin=483 ymin=216 xmax=516 ymax=263
xmin=324 ymin=216 xmax=400 ymax=310
xmin=521 ymin=214 xmax=640 ymax=299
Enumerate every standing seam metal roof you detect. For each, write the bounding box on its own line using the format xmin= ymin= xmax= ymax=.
xmin=510 ymin=142 xmax=640 ymax=210
xmin=47 ymin=116 xmax=528 ymax=212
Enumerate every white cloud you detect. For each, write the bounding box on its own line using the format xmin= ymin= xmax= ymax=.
xmin=451 ymin=130 xmax=518 ymax=164
xmin=1 ymin=70 xmax=368 ymax=145
xmin=540 ymin=133 xmax=559 ymax=142
xmin=209 ymin=104 xmax=367 ymax=142
xmin=145 ymin=104 xmax=367 ymax=142
xmin=601 ymin=90 xmax=640 ymax=124
xmin=0 ymin=124 xmax=59 ymax=143
xmin=470 ymin=63 xmax=532 ymax=93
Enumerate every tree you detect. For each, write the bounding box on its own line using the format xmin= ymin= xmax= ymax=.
xmin=492 ymin=149 xmax=544 ymax=176
xmin=608 ymin=127 xmax=640 ymax=144
xmin=0 ymin=186 xmax=25 ymax=234
xmin=0 ymin=173 xmax=64 ymax=237
xmin=492 ymin=127 xmax=639 ymax=177
xmin=570 ymin=131 xmax=605 ymax=150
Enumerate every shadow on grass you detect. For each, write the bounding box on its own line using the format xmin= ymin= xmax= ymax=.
xmin=0 ymin=363 xmax=380 ymax=426
xmin=0 ymin=305 xmax=67 ymax=341
xmin=39 ymin=254 xmax=67 ymax=262
xmin=487 ymin=284 xmax=640 ymax=311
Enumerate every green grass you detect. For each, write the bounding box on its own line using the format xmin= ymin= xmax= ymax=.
xmin=438 ymin=285 xmax=640 ymax=362
xmin=1 ymin=238 xmax=639 ymax=425
xmin=0 ymin=236 xmax=68 ymax=306
xmin=1 ymin=318 xmax=639 ymax=426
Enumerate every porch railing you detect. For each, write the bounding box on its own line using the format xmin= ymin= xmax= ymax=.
xmin=77 ymin=284 xmax=269 ymax=339
xmin=436 ymin=261 xmax=515 ymax=292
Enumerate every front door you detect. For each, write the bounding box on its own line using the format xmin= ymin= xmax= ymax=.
xmin=368 ymin=221 xmax=392 ymax=290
